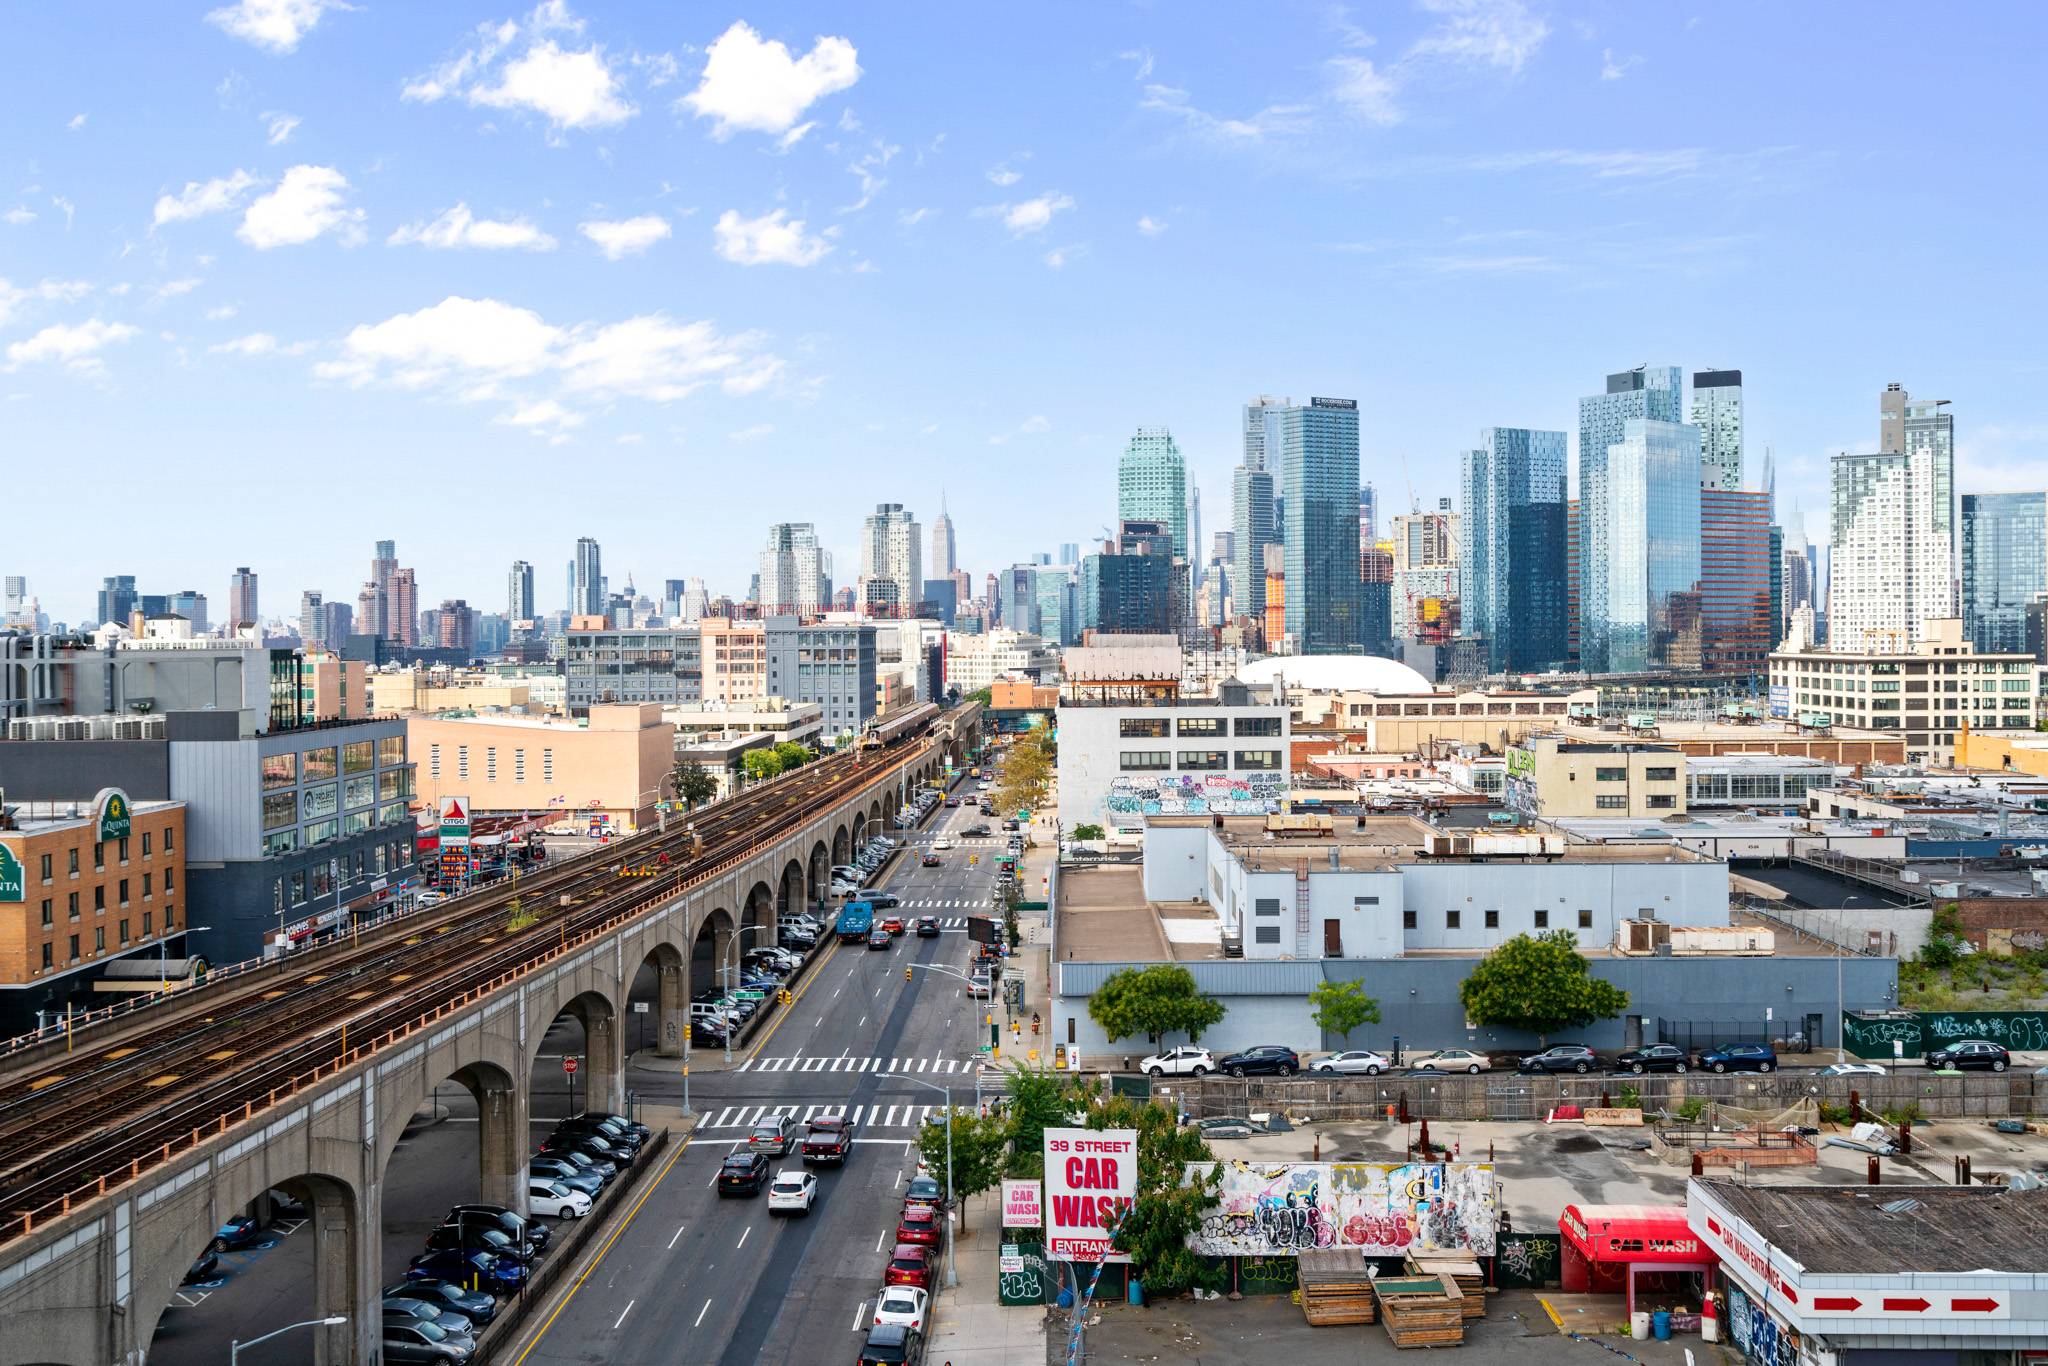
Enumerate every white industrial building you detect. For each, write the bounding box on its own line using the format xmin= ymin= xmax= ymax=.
xmin=1056 ymin=682 xmax=1291 ymax=835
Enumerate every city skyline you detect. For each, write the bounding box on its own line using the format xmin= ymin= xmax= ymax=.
xmin=4 ymin=4 xmax=2045 ymax=617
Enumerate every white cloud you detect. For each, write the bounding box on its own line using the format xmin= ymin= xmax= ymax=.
xmin=3 ymin=207 xmax=34 ymax=226
xmin=579 ymin=214 xmax=670 ymax=259
xmin=264 ymin=111 xmax=302 ymax=144
xmin=5 ymin=318 xmax=139 ymax=375
xmin=1118 ymin=48 xmax=1155 ymax=80
xmin=683 ymin=20 xmax=859 ymax=138
xmin=67 ymin=113 xmax=87 ymax=132
xmin=1138 ymin=84 xmax=1316 ymax=144
xmin=390 ymin=203 xmax=558 ymax=251
xmin=728 ymin=422 xmax=774 ymax=442
xmin=1019 ymin=414 xmax=1050 ymax=434
xmin=497 ymin=398 xmax=583 ymax=433
xmin=405 ymin=3 xmax=634 ymax=134
xmin=1407 ymin=0 xmax=1548 ymax=75
xmin=205 ymin=0 xmax=346 ymax=54
xmin=152 ymin=170 xmax=259 ymax=227
xmin=980 ymin=192 xmax=1074 ymax=236
xmin=713 ymin=209 xmax=832 ymax=266
xmin=897 ymin=207 xmax=932 ymax=227
xmin=1329 ymin=56 xmax=1402 ymax=125
xmin=317 ymin=294 xmax=784 ymax=421
xmin=205 ymin=303 xmax=241 ymax=321
xmin=53 ymin=196 xmax=74 ymax=228
xmin=1136 ymin=215 xmax=1167 ymax=236
xmin=841 ymin=140 xmax=898 ymax=213
xmin=238 ymin=165 xmax=362 ymax=248
xmin=986 ymin=166 xmax=1021 ymax=187
xmin=209 ymin=331 xmax=280 ymax=356
xmin=0 ymin=277 xmax=92 ymax=329
xmin=151 ymin=278 xmax=203 ymax=301
xmin=1600 ymin=48 xmax=1642 ymax=80
xmin=776 ymin=121 xmax=818 ymax=151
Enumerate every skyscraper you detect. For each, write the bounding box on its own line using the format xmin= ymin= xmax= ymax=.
xmin=370 ymin=540 xmax=399 ymax=639
xmin=1460 ymin=428 xmax=1568 ymax=672
xmin=1086 ymin=520 xmax=1179 ymax=634
xmin=930 ymin=494 xmax=958 ymax=580
xmin=1699 ymin=489 xmax=1774 ymax=671
xmin=1590 ymin=418 xmax=1703 ymax=673
xmin=1242 ymin=396 xmax=1282 ymax=472
xmin=1231 ymin=466 xmax=1275 ymax=625
xmin=97 ymin=575 xmax=137 ymax=627
xmin=299 ymin=590 xmax=324 ymax=648
xmin=760 ymin=522 xmax=832 ymax=614
xmin=1186 ymin=487 xmax=1202 ymax=593
xmin=507 ymin=559 xmax=535 ymax=622
xmin=1831 ymin=384 xmax=1957 ymax=651
xmin=389 ymin=568 xmax=418 ymax=646
xmin=573 ymin=537 xmax=603 ymax=617
xmin=1270 ymin=397 xmax=1363 ymax=653
xmin=1578 ymin=366 xmax=1686 ymax=672
xmin=1358 ymin=484 xmax=1378 ymax=545
xmin=1962 ymin=492 xmax=2047 ymax=654
xmin=859 ymin=503 xmax=923 ymax=617
xmin=1117 ymin=427 xmax=1189 ymax=562
xmin=1691 ymin=369 xmax=1744 ymax=491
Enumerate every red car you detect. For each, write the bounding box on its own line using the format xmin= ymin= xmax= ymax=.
xmin=884 ymin=1242 xmax=934 ymax=1289
xmin=895 ymin=1204 xmax=943 ymax=1248
xmin=881 ymin=916 xmax=905 ymax=936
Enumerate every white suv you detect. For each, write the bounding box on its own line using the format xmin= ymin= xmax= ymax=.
xmin=1139 ymin=1046 xmax=1215 ymax=1077
xmin=766 ymin=1170 xmax=816 ymax=1216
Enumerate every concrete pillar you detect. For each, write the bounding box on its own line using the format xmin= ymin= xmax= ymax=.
xmin=656 ymin=960 xmax=686 ymax=1058
xmin=477 ymin=1072 xmax=528 ymax=1216
xmin=308 ymin=1182 xmax=362 ymax=1366
xmin=585 ymin=1008 xmax=625 ymax=1115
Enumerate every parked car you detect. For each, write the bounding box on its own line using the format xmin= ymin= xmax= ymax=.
xmin=902 ymin=1175 xmax=948 ymax=1213
xmin=690 ymin=1020 xmax=731 ymax=1048
xmin=1518 ymin=1045 xmax=1600 ymax=1075
xmin=385 ymin=1280 xmax=496 ymax=1326
xmin=1138 ymin=1046 xmax=1215 ymax=1077
xmin=1925 ymin=1039 xmax=2011 ymax=1072
xmin=896 ymin=1204 xmax=944 ymax=1248
xmin=747 ymin=1114 xmax=797 ymax=1156
xmin=1215 ymin=1045 xmax=1300 ymax=1078
xmin=533 ymin=1147 xmax=613 ymax=1186
xmin=1309 ymin=1049 xmax=1392 ymax=1076
xmin=859 ymin=1322 xmax=927 ymax=1366
xmin=873 ymin=1284 xmax=931 ymax=1333
xmin=182 ymin=1249 xmax=221 ymax=1284
xmin=766 ymin=1169 xmax=818 ymax=1216
xmin=553 ymin=1118 xmax=642 ymax=1158
xmin=406 ymin=1248 xmax=525 ymax=1295
xmin=1820 ymin=1061 xmax=1888 ymax=1077
xmin=717 ymin=1150 xmax=771 ymax=1196
xmin=525 ymin=1180 xmax=591 ymax=1220
xmin=425 ymin=1225 xmax=532 ymax=1268
xmin=867 ymin=928 xmax=893 ymax=950
xmin=381 ymin=1317 xmax=474 ymax=1364
xmin=1407 ymin=1048 xmax=1491 ymax=1074
xmin=382 ymin=1295 xmax=476 ymax=1336
xmin=528 ymin=1158 xmax=603 ymax=1197
xmin=537 ymin=1136 xmax=620 ymax=1177
xmin=884 ymin=1242 xmax=936 ymax=1290
xmin=212 ymin=1215 xmax=262 ymax=1252
xmin=1697 ymin=1043 xmax=1778 ymax=1074
xmin=1611 ymin=1044 xmax=1691 ymax=1074
xmin=447 ymin=1202 xmax=549 ymax=1254
xmin=916 ymin=915 xmax=941 ymax=938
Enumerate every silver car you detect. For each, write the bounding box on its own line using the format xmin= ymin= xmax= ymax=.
xmin=1310 ymin=1049 xmax=1392 ymax=1076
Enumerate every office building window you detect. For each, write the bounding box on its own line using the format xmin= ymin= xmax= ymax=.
xmin=1234 ymin=750 xmax=1282 ymax=770
xmin=41 ymin=943 xmax=52 ymax=971
xmin=94 ymin=885 xmax=105 ymax=911
xmin=39 ymin=899 xmax=52 ymax=929
xmin=1354 ymin=895 xmax=1380 ymax=907
xmin=118 ymin=879 xmax=129 ymax=906
xmin=1645 ymin=767 xmax=1678 ymax=782
xmin=1446 ymin=909 xmax=1461 ymax=929
xmin=262 ymin=752 xmax=298 ymax=789
xmin=1534 ymin=908 xmax=1549 ymax=928
xmin=119 ymin=918 xmax=129 ymax=944
xmin=1595 ymin=767 xmax=1627 ymax=782
xmin=68 ymin=848 xmax=78 ymax=874
xmin=378 ymin=735 xmax=405 ymax=766
xmin=143 ymin=911 xmax=152 ymax=935
xmin=1177 ymin=717 xmax=1223 ymax=737
xmin=164 ymin=827 xmax=174 ymax=852
xmin=1484 ymin=909 xmax=1499 ymax=929
xmin=1596 ymin=795 xmax=1628 ymax=810
xmin=93 ymin=842 xmax=104 ymax=870
xmin=67 ymin=891 xmax=78 ymax=919
xmin=304 ymin=747 xmax=338 ymax=781
xmin=1578 ymin=909 xmax=1593 ymax=929
xmin=38 ymin=853 xmax=51 ymax=881
xmin=1118 ymin=751 xmax=1170 ymax=771
xmin=142 ymin=873 xmax=152 ymax=897
xmin=1233 ymin=716 xmax=1282 ymax=737
xmin=68 ymin=935 xmax=79 ymax=962
xmin=142 ymin=832 xmax=153 ymax=857
xmin=164 ymin=868 xmax=174 ymax=893
xmin=1254 ymin=925 xmax=1281 ymax=945
xmin=118 ymin=837 xmax=129 ymax=863
xmin=1177 ymin=750 xmax=1228 ymax=771
xmin=94 ymin=927 xmax=105 ymax=953
xmin=1646 ymin=795 xmax=1677 ymax=810
xmin=343 ymin=741 xmax=374 ymax=773
xmin=1118 ymin=718 xmax=1169 ymax=738
xmin=1403 ymin=909 xmax=1417 ymax=929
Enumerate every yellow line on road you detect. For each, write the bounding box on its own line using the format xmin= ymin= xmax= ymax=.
xmin=510 ymin=1131 xmax=694 ymax=1365
xmin=746 ymin=934 xmax=841 ymax=1061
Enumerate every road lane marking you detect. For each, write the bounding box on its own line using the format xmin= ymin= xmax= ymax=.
xmin=737 ymin=1226 xmax=750 ymax=1250
xmin=668 ymin=1224 xmax=685 ymax=1249
xmin=875 ymin=1229 xmax=886 ymax=1253
xmin=695 ymin=1299 xmax=712 ymax=1328
xmin=613 ymin=1300 xmax=635 ymax=1330
xmin=852 ymin=1302 xmax=867 ymax=1332
xmin=857 ymin=1015 xmax=866 ymax=1030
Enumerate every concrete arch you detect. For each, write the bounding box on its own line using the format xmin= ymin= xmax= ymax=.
xmin=692 ymin=906 xmax=736 ymax=1007
xmin=630 ymin=938 xmax=688 ymax=1059
xmin=374 ymin=1052 xmax=524 ymax=1214
xmin=808 ymin=840 xmax=831 ymax=902
xmin=777 ymin=857 xmax=807 ymax=923
xmin=831 ymin=824 xmax=852 ymax=867
xmin=739 ymin=878 xmax=778 ymax=959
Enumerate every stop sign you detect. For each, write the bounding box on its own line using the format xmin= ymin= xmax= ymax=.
xmin=562 ymin=1057 xmax=579 ymax=1076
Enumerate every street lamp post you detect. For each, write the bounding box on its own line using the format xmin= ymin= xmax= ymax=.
xmin=721 ymin=924 xmax=770 ymax=1064
xmin=898 ymin=1074 xmax=959 ymax=1290
xmin=231 ymin=1315 xmax=348 ymax=1363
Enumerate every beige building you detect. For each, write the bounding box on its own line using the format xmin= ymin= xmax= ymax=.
xmin=298 ymin=653 xmax=369 ymax=720
xmin=405 ymin=703 xmax=674 ymax=834
xmin=370 ymin=670 xmax=535 ymax=715
xmin=1295 ymin=687 xmax=1596 ymax=755
xmin=1769 ymin=617 xmax=2041 ymax=766
xmin=1508 ymin=733 xmax=1687 ymax=819
xmin=699 ymin=618 xmax=769 ymax=705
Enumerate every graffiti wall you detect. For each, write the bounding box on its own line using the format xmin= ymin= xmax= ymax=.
xmin=1493 ymin=1231 xmax=1561 ymax=1289
xmin=1186 ymin=1161 xmax=1497 ymax=1258
xmin=1106 ymin=772 xmax=1286 ymax=819
xmin=1843 ymin=1010 xmax=2048 ymax=1060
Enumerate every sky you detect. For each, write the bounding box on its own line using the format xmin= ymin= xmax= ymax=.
xmin=4 ymin=0 xmax=2046 ymax=625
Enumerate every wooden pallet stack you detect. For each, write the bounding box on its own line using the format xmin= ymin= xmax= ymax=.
xmin=1374 ymin=1275 xmax=1466 ymax=1348
xmin=1404 ymin=1253 xmax=1486 ymax=1320
xmin=1295 ymin=1250 xmax=1377 ymax=1325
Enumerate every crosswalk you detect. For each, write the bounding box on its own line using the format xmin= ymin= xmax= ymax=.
xmin=737 ymin=1054 xmax=981 ymax=1074
xmin=893 ymin=903 xmax=990 ymax=912
xmin=700 ymin=1102 xmax=951 ymax=1132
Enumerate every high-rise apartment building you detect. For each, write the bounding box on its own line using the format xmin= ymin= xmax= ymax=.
xmin=1358 ymin=484 xmax=1379 ymax=546
xmin=320 ymin=600 xmax=352 ymax=648
xmin=1461 ymin=428 xmax=1568 ymax=672
xmin=1830 ymin=384 xmax=1957 ymax=652
xmin=1231 ymin=465 xmax=1276 ymax=626
xmin=1268 ymin=398 xmax=1362 ymax=653
xmin=1690 ymin=369 xmax=1744 ymax=491
xmin=1699 ymin=489 xmax=1774 ymax=671
xmin=572 ymin=537 xmax=604 ymax=618
xmin=1578 ymin=367 xmax=1689 ymax=673
xmin=508 ymin=559 xmax=535 ymax=623
xmin=859 ymin=504 xmax=923 ymax=617
xmin=759 ymin=522 xmax=832 ymax=615
xmin=370 ymin=541 xmax=398 ymax=639
xmin=299 ymin=591 xmax=325 ymax=647
xmin=227 ymin=567 xmax=259 ymax=629
xmin=1962 ymin=492 xmax=2047 ymax=655
xmin=97 ymin=575 xmax=137 ymax=628
xmin=1391 ymin=504 xmax=1460 ymax=644
xmin=1117 ymin=427 xmax=1189 ymax=563
xmin=931 ymin=495 xmax=958 ymax=580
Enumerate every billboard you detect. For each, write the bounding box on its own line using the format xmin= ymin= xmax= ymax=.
xmin=1001 ymin=1179 xmax=1043 ymax=1228
xmin=1187 ymin=1161 xmax=1497 ymax=1258
xmin=1044 ymin=1128 xmax=1136 ymax=1261
xmin=438 ymin=795 xmax=472 ymax=848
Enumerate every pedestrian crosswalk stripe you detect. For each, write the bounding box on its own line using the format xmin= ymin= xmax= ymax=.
xmin=701 ymin=1102 xmax=944 ymax=1131
xmin=737 ymin=1054 xmax=973 ymax=1075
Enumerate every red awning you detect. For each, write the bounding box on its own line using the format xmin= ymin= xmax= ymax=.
xmin=1560 ymin=1204 xmax=1713 ymax=1267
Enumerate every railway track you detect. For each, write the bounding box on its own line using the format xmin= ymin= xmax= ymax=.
xmin=0 ymin=734 xmax=934 ymax=1245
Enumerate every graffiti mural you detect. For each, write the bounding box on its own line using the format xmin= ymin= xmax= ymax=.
xmin=1186 ymin=1161 xmax=1497 ymax=1259
xmin=1106 ymin=772 xmax=1287 ymax=819
xmin=1494 ymin=1231 xmax=1560 ymax=1288
xmin=1843 ymin=1010 xmax=2048 ymax=1060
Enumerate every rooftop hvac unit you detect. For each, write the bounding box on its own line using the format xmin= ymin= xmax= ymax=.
xmin=114 ymin=719 xmax=148 ymax=740
xmin=1618 ymin=917 xmax=1672 ymax=955
xmin=57 ymin=720 xmax=88 ymax=740
xmin=87 ymin=717 xmax=117 ymax=739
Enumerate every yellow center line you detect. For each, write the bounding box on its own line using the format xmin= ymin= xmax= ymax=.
xmin=510 ymin=1129 xmax=695 ymax=1365
xmin=745 ymin=934 xmax=842 ymax=1061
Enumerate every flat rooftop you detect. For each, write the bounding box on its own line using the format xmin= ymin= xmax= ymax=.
xmin=1699 ymin=1180 xmax=2048 ymax=1275
xmin=1 ymin=798 xmax=182 ymax=835
xmin=1558 ymin=719 xmax=1897 ymax=744
xmin=1179 ymin=813 xmax=1711 ymax=872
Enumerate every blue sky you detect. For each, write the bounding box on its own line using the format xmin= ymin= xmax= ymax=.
xmin=4 ymin=0 xmax=2045 ymax=624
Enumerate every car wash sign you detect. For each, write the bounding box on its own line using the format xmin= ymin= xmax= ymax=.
xmin=1044 ymin=1128 xmax=1135 ymax=1262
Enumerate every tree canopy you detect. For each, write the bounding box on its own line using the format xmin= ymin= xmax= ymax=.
xmin=1087 ymin=964 xmax=1226 ymax=1049
xmin=1309 ymin=979 xmax=1381 ymax=1045
xmin=914 ymin=1108 xmax=1008 ymax=1232
xmin=992 ymin=733 xmax=1054 ymax=817
xmin=669 ymin=758 xmax=719 ymax=812
xmin=1083 ymin=1090 xmax=1223 ymax=1296
xmin=1458 ymin=930 xmax=1630 ymax=1044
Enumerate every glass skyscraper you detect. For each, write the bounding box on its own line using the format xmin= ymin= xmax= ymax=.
xmin=1117 ymin=427 xmax=1189 ymax=562
xmin=1594 ymin=418 xmax=1703 ymax=674
xmin=1460 ymin=427 xmax=1568 ymax=673
xmin=1690 ymin=369 xmax=1744 ymax=492
xmin=1231 ymin=465 xmax=1275 ymax=625
xmin=1962 ymin=491 xmax=2046 ymax=654
xmin=1578 ymin=367 xmax=1684 ymax=673
xmin=1270 ymin=397 xmax=1363 ymax=654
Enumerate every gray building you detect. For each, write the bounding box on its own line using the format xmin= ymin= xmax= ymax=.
xmin=1690 ymin=368 xmax=1744 ymax=491
xmin=1461 ymin=427 xmax=1569 ymax=673
xmin=1271 ymin=397 xmax=1363 ymax=653
xmin=1961 ymin=491 xmax=2046 ymax=655
xmin=559 ymin=626 xmax=705 ymax=712
xmin=573 ymin=536 xmax=603 ymax=617
xmin=1579 ymin=366 xmax=1685 ymax=672
xmin=508 ymin=559 xmax=535 ymax=622
xmin=764 ymin=616 xmax=877 ymax=738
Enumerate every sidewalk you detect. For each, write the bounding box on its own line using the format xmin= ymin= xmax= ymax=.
xmin=926 ymin=1187 xmax=1051 ymax=1364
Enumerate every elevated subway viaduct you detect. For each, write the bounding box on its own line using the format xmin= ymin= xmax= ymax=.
xmin=0 ymin=706 xmax=980 ymax=1366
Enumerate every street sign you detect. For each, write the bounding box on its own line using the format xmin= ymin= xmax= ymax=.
xmin=632 ymin=1001 xmax=649 ymax=1013
xmin=562 ymin=1057 xmax=579 ymax=1075
xmin=736 ymin=989 xmax=766 ymax=1001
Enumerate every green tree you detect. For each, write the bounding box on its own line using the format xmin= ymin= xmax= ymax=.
xmin=993 ymin=735 xmax=1053 ymax=817
xmin=1072 ymin=823 xmax=1106 ymax=841
xmin=1083 ymin=1091 xmax=1223 ymax=1297
xmin=1088 ymin=964 xmax=1227 ymax=1051
xmin=1000 ymin=1065 xmax=1077 ymax=1180
xmin=1920 ymin=902 xmax=1963 ymax=970
xmin=1309 ymin=979 xmax=1381 ymax=1046
xmin=914 ymin=1108 xmax=1008 ymax=1233
xmin=669 ymin=758 xmax=719 ymax=813
xmin=1459 ymin=931 xmax=1630 ymax=1045
xmin=772 ymin=741 xmax=814 ymax=771
xmin=742 ymin=748 xmax=784 ymax=782
xmin=965 ymin=686 xmax=994 ymax=708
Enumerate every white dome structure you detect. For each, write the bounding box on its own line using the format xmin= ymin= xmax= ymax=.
xmin=1234 ymin=654 xmax=1433 ymax=695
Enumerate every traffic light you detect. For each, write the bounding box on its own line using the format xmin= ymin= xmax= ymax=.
xmin=905 ymin=966 xmax=914 ymax=982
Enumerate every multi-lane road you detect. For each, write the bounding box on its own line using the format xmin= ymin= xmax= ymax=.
xmin=504 ymin=787 xmax=1010 ymax=1365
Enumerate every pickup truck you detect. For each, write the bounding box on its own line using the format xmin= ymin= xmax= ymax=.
xmin=835 ymin=903 xmax=875 ymax=943
xmin=800 ymin=1115 xmax=855 ymax=1164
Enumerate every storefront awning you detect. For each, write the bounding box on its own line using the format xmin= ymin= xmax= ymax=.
xmin=1561 ymin=1204 xmax=1711 ymax=1266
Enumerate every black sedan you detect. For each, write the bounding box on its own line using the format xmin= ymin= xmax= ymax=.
xmin=1925 ymin=1039 xmax=2011 ymax=1072
xmin=915 ymin=916 xmax=940 ymax=938
xmin=867 ymin=928 xmax=893 ymax=950
xmin=1215 ymin=1045 xmax=1300 ymax=1078
xmin=1517 ymin=1045 xmax=1599 ymax=1075
xmin=183 ymin=1249 xmax=222 ymax=1285
xmin=1612 ymin=1044 xmax=1691 ymax=1074
xmin=718 ymin=1151 xmax=770 ymax=1197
